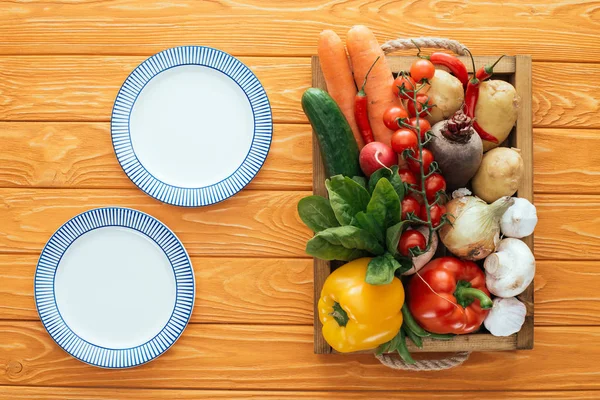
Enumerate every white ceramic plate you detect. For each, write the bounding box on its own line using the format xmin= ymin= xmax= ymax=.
xmin=111 ymin=46 xmax=273 ymax=207
xmin=34 ymin=207 xmax=195 ymax=368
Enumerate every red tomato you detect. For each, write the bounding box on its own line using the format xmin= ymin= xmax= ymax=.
xmin=392 ymin=75 xmax=416 ymax=99
xmin=406 ymin=94 xmax=433 ymax=118
xmin=410 ymin=59 xmax=436 ymax=82
xmin=398 ymin=230 xmax=427 ymax=256
xmin=408 ymin=117 xmax=431 ymax=141
xmin=407 ymin=148 xmax=434 ymax=175
xmin=401 ymin=194 xmax=421 ymax=220
xmin=424 ymin=173 xmax=447 ymax=201
xmin=383 ymin=106 xmax=409 ymax=130
xmin=398 ymin=168 xmax=418 ymax=187
xmin=391 ymin=129 xmax=418 ymax=154
xmin=420 ymin=203 xmax=447 ymax=227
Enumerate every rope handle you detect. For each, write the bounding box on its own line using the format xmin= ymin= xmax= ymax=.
xmin=376 ymin=351 xmax=470 ymax=371
xmin=381 ymin=37 xmax=469 ymax=56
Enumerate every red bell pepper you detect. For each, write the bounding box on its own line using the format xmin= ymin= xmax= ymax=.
xmin=407 ymin=257 xmax=493 ymax=335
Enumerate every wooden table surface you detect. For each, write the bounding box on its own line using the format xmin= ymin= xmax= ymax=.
xmin=1 ymin=1 xmax=599 ymax=399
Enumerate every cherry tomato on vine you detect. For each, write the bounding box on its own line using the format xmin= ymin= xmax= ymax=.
xmin=398 ymin=168 xmax=418 ymax=187
xmin=392 ymin=75 xmax=416 ymax=99
xmin=383 ymin=106 xmax=409 ymax=130
xmin=408 ymin=117 xmax=431 ymax=141
xmin=407 ymin=94 xmax=433 ymax=118
xmin=410 ymin=59 xmax=436 ymax=82
xmin=401 ymin=194 xmax=421 ymax=220
xmin=424 ymin=173 xmax=447 ymax=201
xmin=420 ymin=203 xmax=447 ymax=227
xmin=391 ymin=129 xmax=418 ymax=154
xmin=407 ymin=148 xmax=434 ymax=175
xmin=398 ymin=230 xmax=427 ymax=256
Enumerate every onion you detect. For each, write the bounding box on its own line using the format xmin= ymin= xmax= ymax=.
xmin=439 ymin=196 xmax=514 ymax=261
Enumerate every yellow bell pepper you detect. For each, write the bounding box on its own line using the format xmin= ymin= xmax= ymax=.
xmin=318 ymin=257 xmax=404 ymax=353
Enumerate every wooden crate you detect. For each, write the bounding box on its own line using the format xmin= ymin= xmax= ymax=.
xmin=311 ymin=55 xmax=533 ymax=354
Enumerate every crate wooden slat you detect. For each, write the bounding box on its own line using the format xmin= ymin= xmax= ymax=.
xmin=311 ymin=55 xmax=534 ymax=354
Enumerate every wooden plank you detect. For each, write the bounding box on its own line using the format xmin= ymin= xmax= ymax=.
xmin=0 ymin=122 xmax=313 ymax=191
xmin=513 ymin=55 xmax=534 ymax=349
xmin=0 ymin=256 xmax=312 ymax=324
xmin=1 ymin=323 xmax=600 ymax=391
xmin=1 ymin=0 xmax=599 ymax=62
xmin=0 ymin=188 xmax=311 ymax=258
xmin=0 ymin=123 xmax=598 ymax=194
xmin=0 ymin=189 xmax=598 ymax=260
xmin=2 ymin=257 xmax=598 ymax=326
xmin=0 ymin=57 xmax=598 ymax=129
xmin=1 ymin=387 xmax=598 ymax=400
xmin=0 ymin=56 xmax=311 ymax=123
xmin=534 ymin=129 xmax=600 ymax=194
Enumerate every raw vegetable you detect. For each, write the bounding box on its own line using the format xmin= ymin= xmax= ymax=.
xmin=407 ymin=117 xmax=431 ymax=140
xmin=484 ymin=297 xmax=527 ymax=337
xmin=359 ymin=141 xmax=397 ymax=177
xmin=474 ymin=80 xmax=519 ymax=151
xmin=318 ymin=257 xmax=404 ymax=352
xmin=398 ymin=230 xmax=426 ymax=256
xmin=317 ymin=30 xmax=363 ymax=148
xmin=391 ymin=128 xmax=418 ymax=154
xmin=407 ymin=148 xmax=433 ymax=174
xmin=398 ymin=168 xmax=418 ymax=187
xmin=439 ymin=196 xmax=514 ymax=261
xmin=402 ymin=226 xmax=438 ymax=276
xmin=428 ymin=109 xmax=483 ymax=190
xmin=463 ymin=50 xmax=499 ymax=145
xmin=421 ymin=203 xmax=446 ymax=228
xmin=347 ymin=25 xmax=397 ymax=146
xmin=472 ymin=147 xmax=523 ymax=203
xmin=354 ymin=56 xmax=380 ymax=144
xmin=297 ymin=195 xmax=340 ymax=233
xmin=301 ymin=88 xmax=362 ymax=178
xmin=424 ymin=173 xmax=446 ymax=202
xmin=383 ymin=106 xmax=409 ymax=130
xmin=476 ymin=55 xmax=506 ymax=81
xmin=428 ymin=52 xmax=469 ymax=89
xmin=410 ymin=58 xmax=435 ymax=82
xmin=406 ymin=93 xmax=432 ymax=118
xmin=392 ymin=74 xmax=416 ymax=99
xmin=401 ymin=194 xmax=420 ymax=220
xmin=484 ymin=238 xmax=535 ymax=297
xmin=423 ymin=69 xmax=464 ymax=125
xmin=500 ymin=197 xmax=538 ymax=238
xmin=407 ymin=257 xmax=492 ymax=334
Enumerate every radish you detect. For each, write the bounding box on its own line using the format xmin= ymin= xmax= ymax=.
xmin=359 ymin=141 xmax=397 ymax=177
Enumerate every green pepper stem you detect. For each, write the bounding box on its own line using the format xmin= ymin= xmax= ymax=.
xmin=454 ymin=281 xmax=493 ymax=309
xmin=331 ymin=302 xmax=349 ymax=327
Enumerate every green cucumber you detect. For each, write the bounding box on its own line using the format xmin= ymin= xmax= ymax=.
xmin=301 ymin=88 xmax=362 ymax=178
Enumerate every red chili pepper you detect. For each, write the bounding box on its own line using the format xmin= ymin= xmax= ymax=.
xmin=354 ymin=57 xmax=380 ymax=145
xmin=463 ymin=50 xmax=499 ymax=144
xmin=429 ymin=52 xmax=469 ymax=89
xmin=475 ymin=55 xmax=506 ymax=81
xmin=407 ymin=257 xmax=493 ymax=335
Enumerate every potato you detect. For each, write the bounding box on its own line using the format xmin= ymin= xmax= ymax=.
xmin=472 ymin=147 xmax=523 ymax=203
xmin=424 ymin=69 xmax=464 ymax=125
xmin=475 ymin=80 xmax=519 ymax=152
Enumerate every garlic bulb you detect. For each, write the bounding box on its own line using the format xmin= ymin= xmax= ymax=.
xmin=402 ymin=226 xmax=438 ymax=276
xmin=501 ymin=198 xmax=538 ymax=238
xmin=439 ymin=196 xmax=514 ymax=261
xmin=484 ymin=297 xmax=527 ymax=337
xmin=484 ymin=238 xmax=535 ymax=297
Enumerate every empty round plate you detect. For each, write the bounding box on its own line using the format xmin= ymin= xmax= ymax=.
xmin=111 ymin=46 xmax=273 ymax=207
xmin=34 ymin=207 xmax=195 ymax=368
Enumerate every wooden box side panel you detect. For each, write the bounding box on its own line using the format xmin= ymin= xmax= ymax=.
xmin=311 ymin=56 xmax=533 ymax=354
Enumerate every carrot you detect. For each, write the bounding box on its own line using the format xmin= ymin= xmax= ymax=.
xmin=318 ymin=30 xmax=364 ymax=149
xmin=346 ymin=25 xmax=397 ymax=146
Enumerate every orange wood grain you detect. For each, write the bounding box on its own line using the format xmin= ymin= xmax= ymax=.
xmin=1 ymin=322 xmax=600 ymax=391
xmin=1 ymin=386 xmax=598 ymax=400
xmin=0 ymin=57 xmax=597 ymax=128
xmin=3 ymin=123 xmax=599 ymax=196
xmin=2 ymin=255 xmax=596 ymax=326
xmin=1 ymin=0 xmax=599 ymax=63
xmin=0 ymin=189 xmax=597 ymax=260
xmin=0 ymin=122 xmax=312 ymax=191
